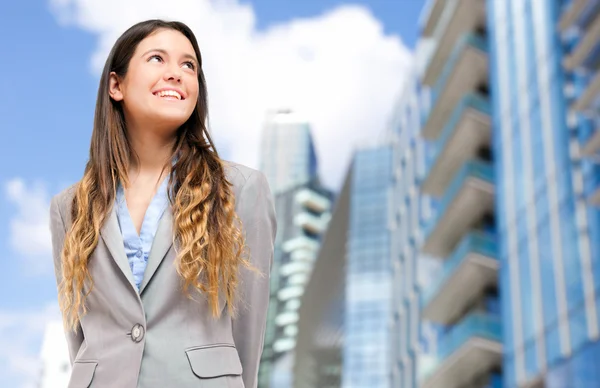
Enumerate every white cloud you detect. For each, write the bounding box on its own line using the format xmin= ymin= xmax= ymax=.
xmin=48 ymin=0 xmax=413 ymax=190
xmin=4 ymin=179 xmax=52 ymax=274
xmin=0 ymin=303 xmax=61 ymax=388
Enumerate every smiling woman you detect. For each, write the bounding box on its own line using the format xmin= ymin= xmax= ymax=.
xmin=108 ymin=28 xmax=199 ymax=137
xmin=49 ymin=19 xmax=276 ymax=388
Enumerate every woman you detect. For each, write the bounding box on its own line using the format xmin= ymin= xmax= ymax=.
xmin=49 ymin=19 xmax=276 ymax=388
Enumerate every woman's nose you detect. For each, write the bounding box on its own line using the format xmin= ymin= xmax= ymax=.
xmin=164 ymin=68 xmax=182 ymax=83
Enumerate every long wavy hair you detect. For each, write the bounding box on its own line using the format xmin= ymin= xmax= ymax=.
xmin=58 ymin=19 xmax=251 ymax=332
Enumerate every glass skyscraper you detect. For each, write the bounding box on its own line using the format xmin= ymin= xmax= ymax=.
xmin=265 ymin=180 xmax=333 ymax=388
xmin=258 ymin=109 xmax=332 ymax=388
xmin=488 ymin=0 xmax=600 ymax=386
xmin=259 ymin=109 xmax=318 ymax=195
xmin=388 ymin=64 xmax=427 ymax=388
xmin=343 ymin=145 xmax=394 ymax=388
xmin=293 ymin=166 xmax=350 ymax=388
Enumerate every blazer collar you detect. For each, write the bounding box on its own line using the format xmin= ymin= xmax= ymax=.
xmin=139 ymin=205 xmax=174 ymax=294
xmin=100 ymin=204 xmax=174 ymax=295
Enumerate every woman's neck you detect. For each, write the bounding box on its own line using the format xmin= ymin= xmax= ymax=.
xmin=126 ymin=125 xmax=177 ymax=186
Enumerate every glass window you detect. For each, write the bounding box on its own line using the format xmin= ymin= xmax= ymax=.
xmin=545 ymin=323 xmax=562 ymax=367
xmin=524 ymin=340 xmax=538 ymax=380
xmin=569 ymin=305 xmax=588 ymax=355
xmin=519 ymin=237 xmax=535 ymax=343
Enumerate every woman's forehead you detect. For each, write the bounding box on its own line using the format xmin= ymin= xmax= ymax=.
xmin=136 ymin=29 xmax=196 ymax=59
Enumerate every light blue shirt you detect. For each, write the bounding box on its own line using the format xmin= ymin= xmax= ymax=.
xmin=115 ymin=176 xmax=170 ymax=292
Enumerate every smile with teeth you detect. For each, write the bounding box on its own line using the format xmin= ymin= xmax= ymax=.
xmin=154 ymin=90 xmax=183 ymax=100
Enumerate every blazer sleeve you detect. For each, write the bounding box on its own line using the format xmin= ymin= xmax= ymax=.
xmin=49 ymin=195 xmax=85 ymax=365
xmin=232 ymin=171 xmax=277 ymax=388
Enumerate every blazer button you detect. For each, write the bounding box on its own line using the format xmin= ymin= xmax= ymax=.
xmin=131 ymin=324 xmax=145 ymax=342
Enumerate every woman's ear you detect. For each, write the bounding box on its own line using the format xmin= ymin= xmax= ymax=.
xmin=108 ymin=71 xmax=124 ymax=101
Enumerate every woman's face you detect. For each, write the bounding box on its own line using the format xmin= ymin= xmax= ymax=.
xmin=109 ymin=28 xmax=200 ymax=133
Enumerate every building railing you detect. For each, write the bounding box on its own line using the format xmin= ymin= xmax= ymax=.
xmin=437 ymin=311 xmax=502 ymax=362
xmin=428 ymin=32 xmax=488 ymax=112
xmin=422 ymin=0 xmax=460 ymax=81
xmin=421 ymin=231 xmax=497 ymax=308
xmin=424 ymin=159 xmax=494 ymax=239
xmin=424 ymin=92 xmax=491 ymax=177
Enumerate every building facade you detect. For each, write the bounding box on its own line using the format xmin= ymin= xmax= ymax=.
xmin=417 ymin=0 xmax=502 ymax=387
xmin=342 ymin=145 xmax=395 ymax=388
xmin=258 ymin=110 xmax=333 ymax=388
xmin=293 ymin=166 xmax=350 ymax=388
xmin=267 ymin=180 xmax=333 ymax=388
xmin=259 ymin=109 xmax=318 ymax=195
xmin=387 ymin=63 xmax=427 ymax=388
xmin=486 ymin=0 xmax=600 ymax=386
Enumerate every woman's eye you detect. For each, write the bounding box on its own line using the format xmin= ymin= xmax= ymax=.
xmin=148 ymin=55 xmax=163 ymax=63
xmin=183 ymin=61 xmax=195 ymax=70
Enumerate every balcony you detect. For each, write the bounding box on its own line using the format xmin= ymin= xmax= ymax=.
xmin=273 ymin=337 xmax=296 ymax=353
xmin=421 ymin=232 xmax=498 ymax=325
xmin=564 ymin=9 xmax=600 ymax=70
xmin=283 ymin=236 xmax=320 ymax=253
xmin=275 ymin=311 xmax=299 ymax=327
xmin=422 ymin=160 xmax=495 ymax=258
xmin=419 ymin=0 xmax=447 ymax=37
xmin=280 ymin=261 xmax=312 ymax=277
xmin=422 ymin=93 xmax=491 ymax=197
xmin=294 ymin=211 xmax=331 ymax=235
xmin=572 ymin=70 xmax=600 ymax=113
xmin=422 ymin=33 xmax=489 ymax=140
xmin=581 ymin=120 xmax=600 ymax=156
xmin=295 ymin=189 xmax=331 ymax=213
xmin=421 ymin=0 xmax=487 ymax=86
xmin=559 ymin=0 xmax=600 ymax=33
xmin=278 ymin=285 xmax=304 ymax=301
xmin=421 ymin=312 xmax=502 ymax=388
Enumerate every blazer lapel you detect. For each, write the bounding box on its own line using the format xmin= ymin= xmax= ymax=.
xmin=139 ymin=206 xmax=174 ymax=294
xmin=100 ymin=206 xmax=138 ymax=293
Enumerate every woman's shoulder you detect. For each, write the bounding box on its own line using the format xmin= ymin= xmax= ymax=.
xmin=222 ymin=160 xmax=267 ymax=192
xmin=51 ymin=183 xmax=78 ymax=213
xmin=49 ymin=182 xmax=78 ymax=229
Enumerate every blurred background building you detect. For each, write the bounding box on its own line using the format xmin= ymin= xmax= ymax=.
xmin=417 ymin=0 xmax=501 ymax=387
xmin=258 ymin=109 xmax=334 ymax=388
xmin=388 ymin=65 xmax=427 ymax=388
xmin=269 ymin=1 xmax=600 ymax=388
xmin=293 ymin=166 xmax=350 ymax=388
xmin=260 ymin=109 xmax=319 ymax=194
xmin=341 ymin=144 xmax=394 ymax=388
xmin=495 ymin=0 xmax=600 ymax=386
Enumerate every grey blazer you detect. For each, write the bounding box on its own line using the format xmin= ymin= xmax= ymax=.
xmin=49 ymin=163 xmax=276 ymax=388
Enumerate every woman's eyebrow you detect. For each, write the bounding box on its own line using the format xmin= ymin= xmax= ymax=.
xmin=142 ymin=48 xmax=198 ymax=63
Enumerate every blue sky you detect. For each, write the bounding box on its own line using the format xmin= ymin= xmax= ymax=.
xmin=0 ymin=0 xmax=424 ymax=386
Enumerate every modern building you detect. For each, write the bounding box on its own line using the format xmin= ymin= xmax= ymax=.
xmin=341 ymin=144 xmax=396 ymax=388
xmin=293 ymin=165 xmax=350 ymax=388
xmin=482 ymin=0 xmax=600 ymax=386
xmin=386 ymin=62 xmax=428 ymax=388
xmin=266 ymin=180 xmax=333 ymax=388
xmin=417 ymin=0 xmax=502 ymax=387
xmin=258 ymin=110 xmax=333 ymax=388
xmin=259 ymin=109 xmax=318 ymax=195
xmin=38 ymin=320 xmax=71 ymax=388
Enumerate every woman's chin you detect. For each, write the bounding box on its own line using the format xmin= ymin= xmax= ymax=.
xmin=149 ymin=111 xmax=192 ymax=130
